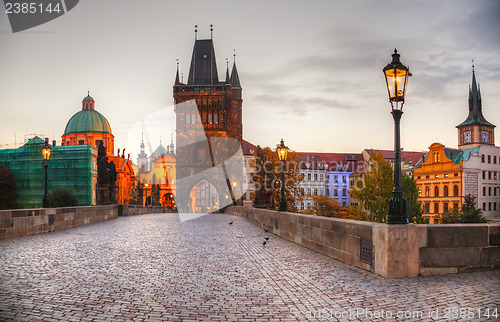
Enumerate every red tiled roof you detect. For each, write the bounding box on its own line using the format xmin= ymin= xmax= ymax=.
xmin=364 ymin=149 xmax=425 ymax=166
xmin=297 ymin=152 xmax=363 ymax=171
xmin=241 ymin=139 xmax=257 ymax=155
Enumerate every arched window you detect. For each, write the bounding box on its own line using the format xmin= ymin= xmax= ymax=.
xmin=454 ymin=185 xmax=459 ymax=196
xmin=434 ymin=186 xmax=439 ymax=197
xmin=425 ymin=186 xmax=430 ymax=197
xmin=443 ymin=185 xmax=449 ymax=197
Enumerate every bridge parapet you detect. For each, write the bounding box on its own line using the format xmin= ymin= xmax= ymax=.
xmin=226 ymin=206 xmax=500 ymax=277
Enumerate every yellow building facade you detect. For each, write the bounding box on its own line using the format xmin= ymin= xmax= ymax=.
xmin=414 ymin=143 xmax=463 ymax=223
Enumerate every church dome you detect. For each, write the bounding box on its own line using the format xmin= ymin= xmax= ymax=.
xmin=63 ymin=94 xmax=112 ymax=135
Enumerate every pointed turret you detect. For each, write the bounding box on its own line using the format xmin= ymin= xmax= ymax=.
xmin=175 ymin=59 xmax=181 ymax=85
xmin=187 ymin=39 xmax=219 ymax=85
xmin=225 ymin=58 xmax=230 ymax=83
xmin=230 ymin=61 xmax=241 ymax=88
xmin=169 ymin=133 xmax=175 ymax=156
xmin=457 ymin=67 xmax=495 ymax=127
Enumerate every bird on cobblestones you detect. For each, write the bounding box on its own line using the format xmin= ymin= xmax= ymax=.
xmin=264 ymin=229 xmax=269 ymax=233
xmin=264 ymin=237 xmax=269 ymax=241
xmin=229 ymin=221 xmax=233 ymax=225
xmin=262 ymin=241 xmax=267 ymax=246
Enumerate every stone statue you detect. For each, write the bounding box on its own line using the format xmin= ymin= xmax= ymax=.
xmin=253 ymin=145 xmax=273 ymax=209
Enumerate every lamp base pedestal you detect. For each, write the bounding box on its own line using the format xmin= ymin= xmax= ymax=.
xmin=388 ymin=197 xmax=408 ymax=224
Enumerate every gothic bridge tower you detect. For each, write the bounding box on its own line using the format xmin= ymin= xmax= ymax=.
xmin=173 ymin=26 xmax=243 ymax=212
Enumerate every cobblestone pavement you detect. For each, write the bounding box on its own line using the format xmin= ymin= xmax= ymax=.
xmin=0 ymin=213 xmax=499 ymax=321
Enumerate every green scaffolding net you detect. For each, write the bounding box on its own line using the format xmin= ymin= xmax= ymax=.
xmin=0 ymin=137 xmax=95 ymax=208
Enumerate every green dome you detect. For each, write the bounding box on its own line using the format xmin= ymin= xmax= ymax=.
xmin=64 ymin=109 xmax=112 ymax=135
xmin=83 ymin=95 xmax=94 ymax=101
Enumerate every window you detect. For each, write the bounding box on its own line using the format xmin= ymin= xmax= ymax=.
xmin=481 ymin=154 xmax=485 ymax=163
xmin=417 ymin=187 xmax=422 ymax=196
xmin=494 ymin=156 xmax=497 ymax=164
xmin=425 ymin=203 xmax=430 ymax=213
xmin=334 ymin=189 xmax=338 ymax=197
xmin=495 ymin=203 xmax=497 ymax=211
xmin=495 ymin=188 xmax=497 ymax=197
xmin=326 ymin=174 xmax=330 ymax=181
xmin=320 ymin=188 xmax=324 ymax=195
xmin=434 ymin=186 xmax=439 ymax=197
xmin=300 ymin=203 xmax=304 ymax=210
xmin=489 ymin=187 xmax=492 ymax=196
xmin=186 ymin=114 xmax=191 ymax=124
xmin=320 ymin=174 xmax=324 ymax=181
xmin=483 ymin=187 xmax=486 ymax=196
xmin=494 ymin=172 xmax=497 ymax=180
xmin=443 ymin=203 xmax=448 ymax=212
xmin=313 ymin=188 xmax=318 ymax=196
xmin=425 ymin=186 xmax=430 ymax=197
xmin=453 ymin=203 xmax=459 ymax=209
xmin=192 ymin=114 xmax=196 ymax=124
xmin=489 ymin=172 xmax=492 ymax=180
xmin=214 ymin=113 xmax=218 ymax=124
xmin=454 ymin=185 xmax=459 ymax=196
xmin=78 ymin=140 xmax=84 ymax=145
xmin=444 ymin=174 xmax=448 ymax=178
xmin=307 ymin=173 xmax=311 ymax=181
xmin=342 ymin=176 xmax=347 ymax=183
xmin=326 ymin=187 xmax=330 ymax=195
xmin=342 ymin=188 xmax=347 ymax=196
xmin=483 ymin=203 xmax=486 ymax=211
xmin=483 ymin=171 xmax=486 ymax=179
xmin=307 ymin=188 xmax=311 ymax=195
xmin=300 ymin=188 xmax=304 ymax=195
xmin=314 ymin=173 xmax=318 ymax=181
xmin=208 ymin=114 xmax=213 ymax=123
xmin=334 ymin=175 xmax=338 ymax=183
xmin=488 ymin=203 xmax=492 ymax=211
xmin=443 ymin=185 xmax=448 ymax=197
xmin=488 ymin=155 xmax=491 ymax=163
xmin=342 ymin=200 xmax=347 ymax=207
xmin=434 ymin=203 xmax=439 ymax=213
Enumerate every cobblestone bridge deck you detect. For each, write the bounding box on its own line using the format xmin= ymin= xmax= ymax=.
xmin=1 ymin=213 xmax=499 ymax=321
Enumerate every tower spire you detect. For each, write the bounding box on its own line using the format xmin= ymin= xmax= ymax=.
xmin=230 ymin=49 xmax=241 ymax=88
xmin=175 ymin=59 xmax=180 ymax=85
xmin=225 ymin=57 xmax=230 ymax=83
xmin=210 ymin=24 xmax=213 ymax=39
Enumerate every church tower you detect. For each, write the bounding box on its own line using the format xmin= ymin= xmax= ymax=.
xmin=457 ymin=66 xmax=496 ymax=148
xmin=137 ymin=133 xmax=149 ymax=172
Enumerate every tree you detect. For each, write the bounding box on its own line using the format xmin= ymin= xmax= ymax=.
xmin=439 ymin=208 xmax=461 ymax=224
xmin=349 ymin=151 xmax=423 ymax=223
xmin=460 ymin=195 xmax=486 ymax=223
xmin=306 ymin=195 xmax=350 ymax=218
xmin=349 ymin=151 xmax=393 ymax=222
xmin=402 ymin=173 xmax=427 ymax=224
xmin=439 ymin=195 xmax=486 ymax=224
xmin=49 ymin=187 xmax=79 ymax=208
xmin=253 ymin=147 xmax=303 ymax=212
xmin=0 ymin=164 xmax=16 ymax=210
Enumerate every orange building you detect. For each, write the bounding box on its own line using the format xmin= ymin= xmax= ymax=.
xmin=414 ymin=143 xmax=463 ymax=223
xmin=108 ymin=155 xmax=136 ymax=205
xmin=62 ymin=93 xmax=115 ymax=156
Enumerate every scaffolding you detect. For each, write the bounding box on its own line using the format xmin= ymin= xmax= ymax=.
xmin=0 ymin=137 xmax=96 ymax=208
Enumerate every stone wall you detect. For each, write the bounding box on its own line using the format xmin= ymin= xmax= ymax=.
xmin=0 ymin=205 xmax=174 ymax=239
xmin=226 ymin=206 xmax=500 ymax=278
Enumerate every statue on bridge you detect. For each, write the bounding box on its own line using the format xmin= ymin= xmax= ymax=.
xmin=253 ymin=145 xmax=273 ymax=209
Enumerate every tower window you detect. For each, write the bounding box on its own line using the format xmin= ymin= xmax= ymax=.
xmin=214 ymin=113 xmax=218 ymax=124
xmin=208 ymin=114 xmax=213 ymax=124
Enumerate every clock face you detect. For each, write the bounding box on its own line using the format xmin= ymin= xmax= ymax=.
xmin=464 ymin=132 xmax=471 ymax=143
xmin=482 ymin=132 xmax=489 ymax=143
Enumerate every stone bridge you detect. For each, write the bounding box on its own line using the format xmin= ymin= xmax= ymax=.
xmin=0 ymin=211 xmax=499 ymax=321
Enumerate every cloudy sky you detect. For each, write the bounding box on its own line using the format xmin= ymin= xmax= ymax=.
xmin=1 ymin=0 xmax=499 ymax=158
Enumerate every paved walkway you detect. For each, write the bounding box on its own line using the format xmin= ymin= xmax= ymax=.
xmin=0 ymin=213 xmax=498 ymax=321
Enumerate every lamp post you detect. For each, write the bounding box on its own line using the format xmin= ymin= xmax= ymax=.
xmin=276 ymin=138 xmax=289 ymax=212
xmin=144 ymin=183 xmax=149 ymax=206
xmin=383 ymin=49 xmax=411 ymax=224
xmin=41 ymin=139 xmax=52 ymax=208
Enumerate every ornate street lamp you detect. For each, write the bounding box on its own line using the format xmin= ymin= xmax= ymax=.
xmin=41 ymin=139 xmax=52 ymax=208
xmin=276 ymin=138 xmax=289 ymax=212
xmin=144 ymin=183 xmax=149 ymax=206
xmin=383 ymin=49 xmax=411 ymax=224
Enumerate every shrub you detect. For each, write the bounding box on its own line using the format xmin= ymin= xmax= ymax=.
xmin=49 ymin=187 xmax=79 ymax=208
